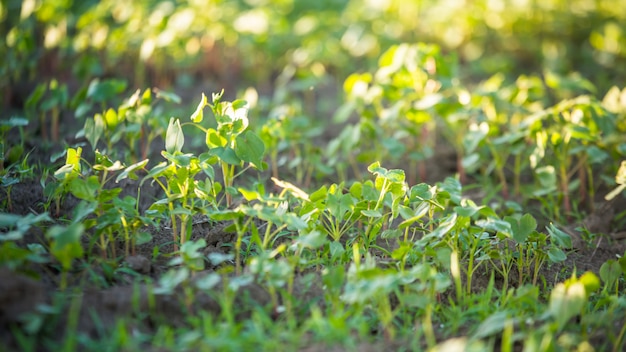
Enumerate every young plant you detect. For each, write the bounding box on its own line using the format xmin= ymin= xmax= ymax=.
xmin=189 ymin=91 xmax=266 ymax=207
xmin=144 ymin=118 xmax=220 ymax=251
xmin=360 ymin=162 xmax=407 ymax=248
xmin=25 ymin=79 xmax=68 ymax=143
xmin=46 ymin=221 xmax=85 ymax=290
xmin=83 ymin=87 xmax=180 ymax=162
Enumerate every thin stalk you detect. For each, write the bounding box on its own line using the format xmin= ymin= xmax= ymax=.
xmin=234 ymin=218 xmax=253 ymax=275
xmin=121 ymin=216 xmax=130 ymax=257
xmin=514 ymin=153 xmax=521 ymax=196
xmin=517 ymin=244 xmax=525 ymax=287
xmin=40 ymin=112 xmax=48 ymax=141
xmin=559 ymin=157 xmax=571 ymax=219
xmin=586 ymin=162 xmax=595 ymax=212
xmin=451 ymin=250 xmax=462 ymax=302
xmin=423 ymin=303 xmax=436 ymax=349
xmin=51 ymin=107 xmax=59 ymax=143
xmin=262 ymin=221 xmax=274 ymax=249
xmin=489 ymin=143 xmax=509 ymax=199
xmin=456 ymin=147 xmax=466 ymax=184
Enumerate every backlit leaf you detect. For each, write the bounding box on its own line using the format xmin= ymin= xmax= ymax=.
xmin=165 ymin=118 xmax=184 ymax=154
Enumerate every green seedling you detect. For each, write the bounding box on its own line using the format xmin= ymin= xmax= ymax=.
xmin=74 ymin=78 xmax=128 ymax=119
xmin=83 ymin=87 xmax=180 ymax=162
xmin=361 ymin=162 xmax=407 ymax=246
xmin=527 ymin=96 xmax=618 ymax=218
xmin=0 ymin=116 xmax=29 ymax=174
xmin=335 ymin=44 xmax=453 ymax=184
xmin=144 ymin=117 xmax=220 ymax=251
xmin=260 ymin=95 xmax=327 ymax=186
xmin=25 ymin=79 xmax=68 ymax=143
xmin=599 ymin=259 xmax=623 ymax=296
xmin=0 ymin=212 xmax=51 ymax=242
xmin=189 ymin=91 xmax=266 ymax=207
xmin=299 ymin=183 xmax=360 ymax=243
xmin=169 ymin=239 xmax=207 ymax=272
xmin=1 ymin=149 xmax=35 ymax=212
xmin=46 ymin=221 xmax=85 ymax=290
xmin=44 ymin=146 xmax=83 ymax=217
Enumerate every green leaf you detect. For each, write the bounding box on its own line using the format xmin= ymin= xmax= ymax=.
xmin=506 ymin=213 xmax=537 ymax=243
xmin=26 ymin=83 xmax=47 ymax=110
xmin=235 ymin=130 xmax=265 ymax=168
xmin=165 ymin=118 xmax=184 ymax=154
xmin=154 ymin=268 xmax=189 ymax=295
xmin=116 ymin=159 xmax=149 ymax=183
xmin=191 ymin=93 xmax=208 ymax=123
xmin=86 ymin=78 xmax=127 ymax=102
xmin=0 ymin=116 xmax=28 ymax=129
xmin=205 ymin=128 xmax=227 ymax=148
xmin=84 ymin=114 xmax=105 ymax=150
xmin=293 ymin=231 xmax=327 ymax=249
xmin=547 ymin=223 xmax=572 ymax=249
xmin=47 ymin=222 xmax=84 ymax=270
xmin=135 ymin=232 xmax=152 ymax=246
xmin=547 ymin=246 xmax=567 ymax=262
xmin=361 ymin=209 xmax=382 ymax=218
xmin=439 ymin=177 xmax=462 ymax=204
xmin=152 ymin=89 xmax=180 ymax=104
xmin=69 ymin=176 xmax=99 ymax=201
xmin=207 ymin=146 xmax=238 ymax=165
xmin=473 ymin=311 xmax=510 ymax=339
xmin=476 ymin=217 xmax=512 ymax=238
xmin=424 ymin=213 xmax=458 ymax=240
xmin=599 ymin=260 xmax=621 ymax=287
xmin=410 ymin=183 xmax=433 ymax=201
xmin=195 ymin=272 xmax=221 ymax=290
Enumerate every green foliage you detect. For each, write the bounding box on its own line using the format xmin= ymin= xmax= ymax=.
xmin=4 ymin=1 xmax=626 ymax=348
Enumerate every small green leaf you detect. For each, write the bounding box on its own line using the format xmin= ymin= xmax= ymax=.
xmin=69 ymin=176 xmax=99 ymax=201
xmin=205 ymin=128 xmax=227 ymax=148
xmin=191 ymin=93 xmax=208 ymax=123
xmin=210 ymin=147 xmax=241 ymax=165
xmin=547 ymin=223 xmax=572 ymax=248
xmin=473 ymin=311 xmax=510 ymax=339
xmin=153 ymin=89 xmax=179 ymax=104
xmin=425 ymin=213 xmax=458 ymax=240
xmin=26 ymin=83 xmax=47 ymax=110
xmin=47 ymin=222 xmax=84 ymax=270
xmin=135 ymin=232 xmax=152 ymax=246
xmin=361 ymin=209 xmax=382 ymax=218
xmin=84 ymin=114 xmax=105 ymax=150
xmin=235 ymin=130 xmax=265 ymax=168
xmin=476 ymin=217 xmax=512 ymax=238
xmin=116 ymin=159 xmax=149 ymax=183
xmin=154 ymin=268 xmax=189 ymax=295
xmin=547 ymin=246 xmax=567 ymax=262
xmin=293 ymin=231 xmax=327 ymax=249
xmin=599 ymin=260 xmax=621 ymax=287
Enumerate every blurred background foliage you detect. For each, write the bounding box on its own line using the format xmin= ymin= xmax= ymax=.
xmin=1 ymin=0 xmax=625 ymax=107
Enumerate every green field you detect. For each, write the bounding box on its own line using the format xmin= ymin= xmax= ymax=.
xmin=2 ymin=1 xmax=626 ymax=351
